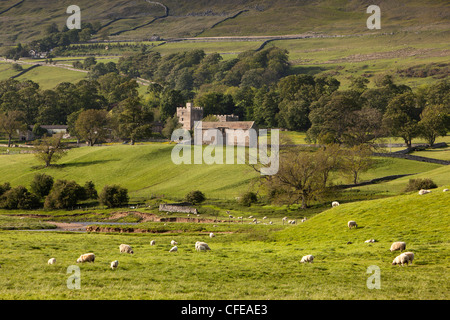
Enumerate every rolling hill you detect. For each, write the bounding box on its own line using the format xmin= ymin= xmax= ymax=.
xmin=0 ymin=0 xmax=449 ymax=44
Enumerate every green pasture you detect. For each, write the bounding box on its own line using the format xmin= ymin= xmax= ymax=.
xmin=0 ymin=186 xmax=447 ymax=299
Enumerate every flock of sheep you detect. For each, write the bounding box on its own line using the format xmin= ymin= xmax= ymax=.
xmin=46 ymin=236 xmax=216 ymax=270
xmin=46 ymin=188 xmax=447 ymax=271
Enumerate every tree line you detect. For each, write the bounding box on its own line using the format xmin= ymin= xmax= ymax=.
xmin=0 ymin=173 xmax=129 ymax=210
xmin=1 ymin=46 xmax=449 ymax=149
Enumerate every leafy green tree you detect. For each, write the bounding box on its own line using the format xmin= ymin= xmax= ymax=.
xmin=115 ymin=97 xmax=154 ymax=145
xmin=185 ymin=190 xmax=206 ymax=205
xmin=74 ymin=109 xmax=110 ymax=146
xmin=1 ymin=186 xmax=40 ymax=210
xmin=33 ymin=133 xmax=67 ymax=167
xmin=0 ymin=111 xmax=26 ymax=147
xmin=44 ymin=180 xmax=86 ymax=210
xmin=30 ymin=173 xmax=54 ymax=199
xmin=418 ymin=104 xmax=450 ymax=146
xmin=382 ymin=92 xmax=421 ymax=148
xmin=83 ymin=181 xmax=98 ymax=200
xmin=99 ymin=185 xmax=129 ymax=208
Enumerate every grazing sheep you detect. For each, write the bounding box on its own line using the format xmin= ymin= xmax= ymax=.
xmin=402 ymin=252 xmax=414 ymax=264
xmin=332 ymin=201 xmax=340 ymax=207
xmin=348 ymin=221 xmax=358 ymax=229
xmin=169 ymin=246 xmax=178 ymax=252
xmin=48 ymin=258 xmax=56 ymax=265
xmin=119 ymin=244 xmax=134 ymax=254
xmin=195 ymin=241 xmax=211 ymax=251
xmin=150 ymin=240 xmax=156 ymax=246
xmin=76 ymin=253 xmax=95 ymax=263
xmin=418 ymin=189 xmax=431 ymax=195
xmin=301 ymin=217 xmax=307 ymax=223
xmin=443 ymin=189 xmax=449 ymax=192
xmin=365 ymin=239 xmax=376 ymax=243
xmin=209 ymin=232 xmax=215 ymax=238
xmin=390 ymin=241 xmax=406 ymax=252
xmin=110 ymin=260 xmax=118 ymax=270
xmin=171 ymin=240 xmax=178 ymax=246
xmin=392 ymin=254 xmax=408 ymax=266
xmin=300 ymin=255 xmax=314 ymax=263
xmin=392 ymin=252 xmax=413 ymax=266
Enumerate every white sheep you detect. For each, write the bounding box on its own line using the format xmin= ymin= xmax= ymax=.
xmin=364 ymin=239 xmax=376 ymax=243
xmin=392 ymin=252 xmax=413 ymax=266
xmin=418 ymin=189 xmax=431 ymax=195
xmin=300 ymin=255 xmax=314 ymax=263
xmin=348 ymin=221 xmax=358 ymax=229
xmin=110 ymin=260 xmax=118 ymax=270
xmin=443 ymin=189 xmax=449 ymax=192
xmin=150 ymin=240 xmax=156 ymax=246
xmin=76 ymin=253 xmax=95 ymax=263
xmin=332 ymin=201 xmax=340 ymax=207
xmin=209 ymin=232 xmax=215 ymax=238
xmin=169 ymin=246 xmax=178 ymax=252
xmin=301 ymin=217 xmax=307 ymax=222
xmin=47 ymin=258 xmax=56 ymax=265
xmin=392 ymin=253 xmax=408 ymax=266
xmin=119 ymin=244 xmax=134 ymax=254
xmin=402 ymin=252 xmax=414 ymax=264
xmin=390 ymin=241 xmax=406 ymax=252
xmin=195 ymin=241 xmax=211 ymax=251
xmin=171 ymin=240 xmax=178 ymax=246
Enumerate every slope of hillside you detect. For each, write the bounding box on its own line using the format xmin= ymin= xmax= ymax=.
xmin=274 ymin=187 xmax=450 ymax=244
xmin=0 ymin=0 xmax=448 ymax=44
xmin=0 ymin=144 xmax=258 ymax=200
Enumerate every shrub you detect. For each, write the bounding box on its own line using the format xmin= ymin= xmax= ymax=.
xmin=84 ymin=181 xmax=98 ymax=200
xmin=0 ymin=182 xmax=11 ymax=197
xmin=44 ymin=180 xmax=86 ymax=209
xmin=99 ymin=185 xmax=129 ymax=208
xmin=1 ymin=186 xmax=40 ymax=210
xmin=239 ymin=192 xmax=258 ymax=206
xmin=30 ymin=173 xmax=54 ymax=199
xmin=185 ymin=190 xmax=206 ymax=205
xmin=404 ymin=178 xmax=438 ymax=192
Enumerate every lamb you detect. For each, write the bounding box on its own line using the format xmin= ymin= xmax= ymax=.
xmin=110 ymin=260 xmax=119 ymax=270
xmin=300 ymin=255 xmax=314 ymax=263
xmin=169 ymin=246 xmax=178 ymax=252
xmin=365 ymin=239 xmax=376 ymax=243
xmin=48 ymin=258 xmax=56 ymax=265
xmin=171 ymin=240 xmax=178 ymax=246
xmin=443 ymin=189 xmax=449 ymax=192
xmin=301 ymin=217 xmax=307 ymax=223
xmin=332 ymin=201 xmax=340 ymax=207
xmin=418 ymin=189 xmax=431 ymax=195
xmin=390 ymin=241 xmax=406 ymax=252
xmin=195 ymin=241 xmax=211 ymax=251
xmin=76 ymin=253 xmax=95 ymax=263
xmin=119 ymin=244 xmax=134 ymax=254
xmin=209 ymin=232 xmax=215 ymax=238
xmin=348 ymin=220 xmax=358 ymax=229
xmin=150 ymin=240 xmax=156 ymax=246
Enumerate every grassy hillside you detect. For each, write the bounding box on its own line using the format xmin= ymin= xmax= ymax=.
xmin=0 ymin=143 xmax=448 ymax=202
xmin=0 ymin=185 xmax=447 ymax=299
xmin=0 ymin=0 xmax=448 ymax=44
xmin=0 ymin=144 xmax=258 ymax=200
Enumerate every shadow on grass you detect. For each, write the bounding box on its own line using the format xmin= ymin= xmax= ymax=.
xmin=31 ymin=159 xmax=120 ymax=170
